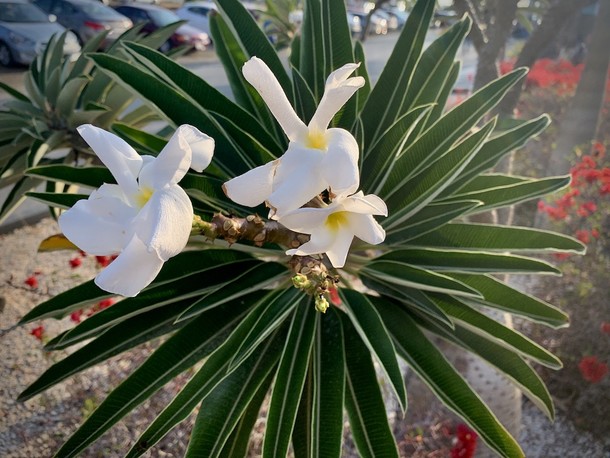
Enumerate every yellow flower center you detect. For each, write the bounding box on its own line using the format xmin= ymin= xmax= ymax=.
xmin=325 ymin=211 xmax=348 ymax=232
xmin=136 ymin=187 xmax=154 ymax=208
xmin=306 ymin=130 xmax=328 ymax=150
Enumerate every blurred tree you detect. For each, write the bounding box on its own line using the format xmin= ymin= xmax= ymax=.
xmin=549 ymin=0 xmax=610 ymax=175
xmin=453 ymin=0 xmax=519 ymax=91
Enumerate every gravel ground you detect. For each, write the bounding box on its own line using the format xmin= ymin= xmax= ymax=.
xmin=1 ymin=219 xmax=609 ymax=457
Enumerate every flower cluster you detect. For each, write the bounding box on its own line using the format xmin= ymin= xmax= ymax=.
xmin=59 ymin=124 xmax=215 ymax=297
xmin=224 ymin=57 xmax=387 ymax=268
xmin=578 ymin=355 xmax=609 ymax=384
xmin=538 ymin=142 xmax=608 ymax=249
xmin=450 ymin=423 xmax=478 ymax=458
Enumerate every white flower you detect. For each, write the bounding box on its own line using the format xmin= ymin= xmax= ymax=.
xmin=223 ymin=56 xmax=365 ymax=218
xmin=279 ymin=191 xmax=387 ymax=268
xmin=59 ymin=124 xmax=214 ymax=297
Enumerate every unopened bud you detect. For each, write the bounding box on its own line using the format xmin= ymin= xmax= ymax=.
xmin=292 ymin=273 xmax=311 ymax=290
xmin=315 ymin=295 xmax=329 ymax=313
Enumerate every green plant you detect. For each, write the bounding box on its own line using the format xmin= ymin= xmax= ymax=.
xmin=17 ymin=0 xmax=584 ymax=457
xmin=0 ymin=23 xmax=184 ymax=224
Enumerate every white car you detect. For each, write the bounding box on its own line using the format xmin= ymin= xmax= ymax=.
xmin=174 ymin=0 xmax=215 ymax=36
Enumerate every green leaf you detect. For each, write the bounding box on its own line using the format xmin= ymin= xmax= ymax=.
xmin=450 ymin=273 xmax=568 ymax=328
xmin=342 ymin=311 xmax=399 ymax=458
xmin=441 ymin=115 xmax=551 ymax=196
xmin=352 ymin=41 xmax=371 ymax=116
xmin=385 ymin=200 xmax=481 ymax=244
xmin=440 ymin=174 xmax=571 ymax=213
xmin=409 ymin=223 xmax=585 ymax=253
xmin=376 ymin=248 xmax=561 ymax=275
xmin=25 ymin=191 xmax=87 ymax=209
xmin=53 ymin=298 xmax=253 ymax=458
xmin=19 ymin=299 xmax=197 ymax=402
xmin=382 ymin=119 xmax=496 ymax=227
xmin=185 ymin=335 xmax=280 ymax=458
xmin=360 ymin=0 xmax=435 ymax=148
xmin=263 ymin=303 xmax=317 ymax=458
xmin=429 ymin=294 xmax=562 ymax=368
xmin=26 ymin=165 xmax=113 ymax=188
xmin=374 ymin=298 xmax=524 ymax=458
xmin=380 ymin=69 xmax=527 ymax=198
xmin=299 ymin=0 xmax=324 ymax=98
xmin=111 ymin=122 xmax=167 ymax=154
xmin=0 ymin=176 xmax=43 ymax=224
xmin=361 ymin=105 xmax=434 ymax=194
xmin=417 ymin=317 xmax=555 ymax=420
xmin=362 ymin=260 xmax=482 ymax=297
xmin=341 ymin=289 xmax=406 ymax=411
xmin=0 ymin=80 xmax=29 ymax=101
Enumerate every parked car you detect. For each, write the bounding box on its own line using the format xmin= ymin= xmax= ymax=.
xmin=174 ymin=0 xmax=215 ymax=36
xmin=114 ymin=3 xmax=209 ymax=53
xmin=348 ymin=10 xmax=388 ymax=35
xmin=0 ymin=0 xmax=80 ymax=66
xmin=33 ymin=0 xmax=132 ymax=47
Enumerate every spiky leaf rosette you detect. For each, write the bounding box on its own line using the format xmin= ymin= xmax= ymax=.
xmin=18 ymin=0 xmax=584 ymax=457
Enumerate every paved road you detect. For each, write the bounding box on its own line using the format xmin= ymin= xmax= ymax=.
xmin=0 ymin=30 xmax=476 ymax=230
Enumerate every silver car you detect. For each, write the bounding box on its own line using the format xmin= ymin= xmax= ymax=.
xmin=33 ymin=0 xmax=132 ymax=48
xmin=0 ymin=0 xmax=80 ymax=66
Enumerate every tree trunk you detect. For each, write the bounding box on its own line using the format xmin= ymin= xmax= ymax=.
xmin=498 ymin=0 xmax=598 ymax=117
xmin=549 ymin=0 xmax=610 ymax=176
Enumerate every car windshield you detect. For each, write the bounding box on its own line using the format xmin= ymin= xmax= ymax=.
xmin=0 ymin=2 xmax=50 ymax=22
xmin=80 ymin=2 xmax=126 ymax=20
xmin=147 ymin=8 xmax=180 ymax=26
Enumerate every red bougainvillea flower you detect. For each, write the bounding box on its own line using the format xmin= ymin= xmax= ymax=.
xmin=30 ymin=325 xmax=44 ymax=341
xmin=600 ymin=322 xmax=610 ymax=335
xmin=578 ymin=356 xmax=609 ymax=383
xmin=575 ymin=230 xmax=590 ymax=244
xmin=24 ymin=275 xmax=39 ymax=288
xmin=451 ymin=423 xmax=478 ymax=458
xmin=95 ymin=255 xmax=112 ymax=268
xmin=69 ymin=257 xmax=82 ymax=269
xmin=70 ymin=309 xmax=84 ymax=324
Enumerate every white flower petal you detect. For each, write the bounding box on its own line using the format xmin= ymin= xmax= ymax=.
xmin=322 ymin=129 xmax=360 ymax=197
xmin=348 ymin=213 xmax=386 ymax=245
xmin=242 ymin=57 xmax=307 ymax=141
xmin=342 ymin=192 xmax=388 ymax=216
xmin=77 ymin=124 xmax=142 ymax=197
xmin=179 ymin=125 xmax=215 ymax=172
xmin=148 ymin=127 xmax=195 ymax=188
xmin=223 ymin=160 xmax=278 ymax=207
xmin=267 ymin=143 xmax=327 ymax=217
xmin=59 ymin=184 xmax=136 ymax=255
xmin=136 ymin=185 xmax=193 ymax=261
xmin=308 ymin=63 xmax=364 ymax=133
xmin=286 ymin=227 xmax=335 ymax=258
xmin=324 ymin=229 xmax=355 ymax=268
xmin=95 ymin=235 xmax=164 ymax=297
xmin=278 ymin=205 xmax=334 ymax=233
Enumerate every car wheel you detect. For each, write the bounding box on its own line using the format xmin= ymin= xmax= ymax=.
xmin=0 ymin=42 xmax=14 ymax=67
xmin=159 ymin=41 xmax=171 ymax=54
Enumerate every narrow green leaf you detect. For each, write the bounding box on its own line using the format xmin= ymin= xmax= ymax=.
xmin=360 ymin=0 xmax=436 ymax=147
xmin=53 ymin=299 xmax=253 ymax=458
xmin=440 ymin=175 xmax=571 ymax=213
xmin=0 ymin=176 xmax=43 ymax=224
xmin=25 ymin=191 xmax=88 ymax=209
xmin=429 ymin=294 xmax=562 ymax=368
xmin=0 ymin=80 xmax=29 ymax=101
xmin=342 ymin=311 xmax=399 ymax=458
xmin=362 ymin=260 xmax=482 ymax=297
xmin=262 ymin=303 xmax=317 ymax=458
xmin=299 ymin=0 xmax=324 ymax=98
xmin=385 ymin=200 xmax=481 ymax=244
xmin=375 ymin=298 xmax=524 ymax=458
xmin=342 ymin=289 xmax=406 ymax=411
xmin=26 ymin=165 xmax=113 ymax=188
xmin=409 ymin=223 xmax=585 ymax=253
xmin=376 ymin=248 xmax=561 ymax=275
xmin=450 ymin=273 xmax=568 ymax=328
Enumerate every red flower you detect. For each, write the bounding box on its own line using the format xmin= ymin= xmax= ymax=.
xmin=98 ymin=298 xmax=115 ymax=309
xmin=30 ymin=325 xmax=45 ymax=341
xmin=95 ymin=256 xmax=112 ymax=267
xmin=451 ymin=423 xmax=478 ymax=458
xmin=70 ymin=309 xmax=84 ymax=323
xmin=575 ymin=230 xmax=590 ymax=244
xmin=328 ymin=287 xmax=342 ymax=306
xmin=24 ymin=275 xmax=39 ymax=288
xmin=69 ymin=257 xmax=82 ymax=269
xmin=591 ymin=228 xmax=600 ymax=239
xmin=553 ymin=252 xmax=571 ymax=261
xmin=600 ymin=322 xmax=610 ymax=335
xmin=578 ymin=356 xmax=609 ymax=383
